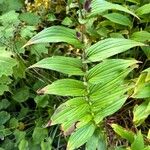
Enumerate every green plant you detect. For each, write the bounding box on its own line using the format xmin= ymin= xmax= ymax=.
xmin=112 ymin=124 xmax=150 ymax=150
xmin=0 ymin=0 xmax=150 ymax=149
xmin=24 ymin=0 xmax=150 ymax=149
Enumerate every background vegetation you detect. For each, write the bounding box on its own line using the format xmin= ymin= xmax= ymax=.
xmin=0 ymin=0 xmax=150 ymax=150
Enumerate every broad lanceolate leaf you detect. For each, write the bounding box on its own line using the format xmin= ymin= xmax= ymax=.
xmin=29 ymin=56 xmax=84 ymax=76
xmin=67 ymin=123 xmax=95 ymax=150
xmin=131 ymin=31 xmax=150 ymax=42
xmin=51 ymin=97 xmax=90 ymax=131
xmin=131 ymin=131 xmax=144 ymax=150
xmin=89 ymin=0 xmax=139 ymax=19
xmin=86 ymin=38 xmax=145 ymax=62
xmin=89 ymin=69 xmax=134 ymax=123
xmin=136 ymin=3 xmax=150 ymax=15
xmin=111 ymin=124 xmax=134 ymax=143
xmin=24 ymin=26 xmax=82 ymax=48
xmin=103 ymin=13 xmax=132 ymax=27
xmin=0 ymin=47 xmax=17 ymax=77
xmin=38 ymin=79 xmax=86 ymax=96
xmin=94 ymin=96 xmax=127 ymax=123
xmin=132 ymin=69 xmax=150 ymax=98
xmin=133 ymin=83 xmax=150 ymax=98
xmin=143 ymin=67 xmax=150 ymax=82
xmin=133 ymin=100 xmax=150 ymax=126
xmin=87 ymin=59 xmax=138 ymax=84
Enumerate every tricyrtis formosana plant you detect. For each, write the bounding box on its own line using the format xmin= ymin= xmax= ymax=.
xmin=24 ymin=0 xmax=150 ymax=149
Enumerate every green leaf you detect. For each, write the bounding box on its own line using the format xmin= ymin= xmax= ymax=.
xmin=111 ymin=124 xmax=134 ymax=143
xmin=87 ymin=59 xmax=138 ymax=84
xmin=38 ymin=79 xmax=86 ymax=96
xmin=94 ymin=96 xmax=127 ymax=123
xmin=133 ymin=83 xmax=150 ymax=98
xmin=51 ymin=97 xmax=89 ymax=130
xmin=131 ymin=131 xmax=144 ymax=150
xmin=103 ymin=13 xmax=132 ymax=27
xmin=9 ymin=118 xmax=19 ymax=128
xmin=29 ymin=56 xmax=84 ymax=76
xmin=41 ymin=138 xmax=52 ymax=150
xmin=86 ymin=130 xmax=106 ymax=150
xmin=0 ymin=76 xmax=11 ymax=94
xmin=89 ymin=69 xmax=133 ymax=123
xmin=89 ymin=0 xmax=139 ymax=19
xmin=12 ymin=86 xmax=30 ymax=102
xmin=0 ymin=111 xmax=10 ymax=125
xmin=32 ymin=127 xmax=48 ymax=145
xmin=143 ymin=146 xmax=150 ymax=150
xmin=67 ymin=123 xmax=95 ymax=150
xmin=24 ymin=26 xmax=82 ymax=48
xmin=62 ymin=17 xmax=73 ymax=26
xmin=143 ymin=68 xmax=150 ymax=82
xmin=136 ymin=3 xmax=150 ymax=15
xmin=115 ymin=147 xmax=126 ymax=150
xmin=19 ymin=12 xmax=40 ymax=26
xmin=142 ymin=46 xmax=150 ymax=60
xmin=20 ymin=26 xmax=36 ymax=38
xmin=30 ymin=44 xmax=49 ymax=57
xmin=131 ymin=31 xmax=150 ymax=42
xmin=133 ymin=100 xmax=150 ymax=126
xmin=126 ymin=0 xmax=140 ymax=4
xmin=0 ymin=126 xmax=11 ymax=140
xmin=19 ymin=139 xmax=29 ymax=150
xmin=34 ymin=95 xmax=49 ymax=108
xmin=0 ymin=10 xmax=20 ymax=25
xmin=0 ymin=99 xmax=10 ymax=110
xmin=0 ymin=85 xmax=9 ymax=95
xmin=3 ymin=0 xmax=23 ymax=11
xmin=86 ymin=38 xmax=145 ymax=62
xmin=0 ymin=47 xmax=17 ymax=78
xmin=132 ymin=70 xmax=150 ymax=98
xmin=14 ymin=130 xmax=26 ymax=145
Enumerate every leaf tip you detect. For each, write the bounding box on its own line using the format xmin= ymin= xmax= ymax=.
xmin=22 ymin=40 xmax=33 ymax=48
xmin=37 ymin=87 xmax=47 ymax=95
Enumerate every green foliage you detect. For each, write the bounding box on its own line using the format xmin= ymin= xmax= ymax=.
xmin=0 ymin=0 xmax=150 ymax=149
xmin=112 ymin=125 xmax=149 ymax=150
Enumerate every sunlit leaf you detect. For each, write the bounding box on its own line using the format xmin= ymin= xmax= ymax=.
xmin=131 ymin=31 xmax=150 ymax=42
xmin=131 ymin=131 xmax=144 ymax=150
xmin=103 ymin=13 xmax=132 ymax=27
xmin=67 ymin=123 xmax=95 ymax=150
xmin=18 ymin=139 xmax=29 ymax=150
xmin=111 ymin=124 xmax=134 ymax=143
xmin=133 ymin=100 xmax=150 ymax=126
xmin=29 ymin=56 xmax=84 ymax=76
xmin=89 ymin=0 xmax=139 ymax=19
xmin=38 ymin=79 xmax=86 ymax=96
xmin=86 ymin=38 xmax=145 ymax=62
xmin=24 ymin=26 xmax=83 ymax=48
xmin=87 ymin=59 xmax=138 ymax=84
xmin=136 ymin=3 xmax=150 ymax=15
